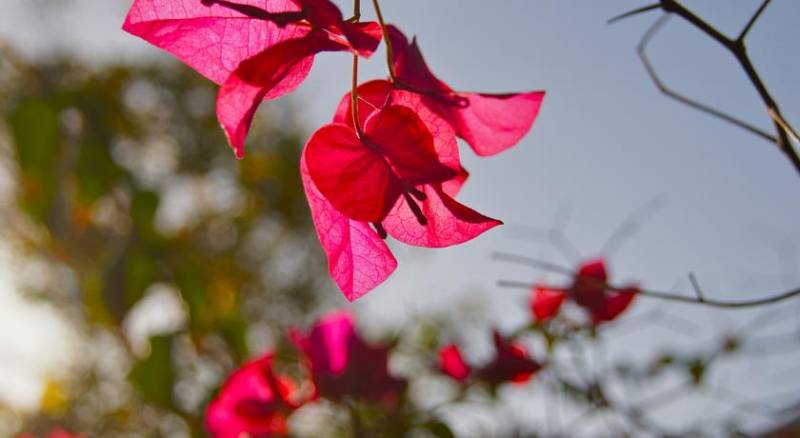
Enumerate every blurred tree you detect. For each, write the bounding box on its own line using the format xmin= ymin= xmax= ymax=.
xmin=0 ymin=53 xmax=331 ymax=436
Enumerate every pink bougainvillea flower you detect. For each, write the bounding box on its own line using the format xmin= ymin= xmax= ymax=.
xmin=289 ymin=310 xmax=406 ymax=404
xmin=205 ymin=353 xmax=299 ymax=438
xmin=528 ymin=259 xmax=638 ymax=324
xmin=589 ymin=285 xmax=638 ymax=324
xmin=301 ymin=80 xmax=502 ymax=300
xmin=438 ymin=344 xmax=471 ymax=382
xmin=439 ymin=331 xmax=541 ymax=386
xmin=479 ymin=330 xmax=542 ymax=385
xmin=571 ymin=258 xmax=637 ymax=324
xmin=301 ymin=81 xmax=501 ymax=301
xmin=529 ymin=285 xmax=567 ymax=322
xmin=571 ymin=258 xmax=609 ymax=310
xmin=329 ymin=80 xmax=502 ymax=243
xmin=386 ymin=26 xmax=545 ymax=157
xmin=123 ymin=0 xmax=381 ymax=157
xmin=300 ymin=156 xmax=398 ymax=301
xmin=305 ymin=104 xmax=457 ymax=223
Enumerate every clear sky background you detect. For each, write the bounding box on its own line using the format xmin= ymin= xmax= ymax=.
xmin=1 ymin=0 xmax=799 ymax=434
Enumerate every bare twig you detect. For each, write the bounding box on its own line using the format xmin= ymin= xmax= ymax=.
xmin=737 ymin=0 xmax=771 ymax=42
xmin=636 ymin=14 xmax=777 ymax=144
xmin=600 ymin=196 xmax=665 ymax=256
xmin=689 ymin=272 xmax=705 ymax=302
xmin=607 ymin=3 xmax=660 ymax=24
xmin=630 ymin=0 xmax=800 ymax=175
xmin=493 ymin=252 xmax=800 ymax=309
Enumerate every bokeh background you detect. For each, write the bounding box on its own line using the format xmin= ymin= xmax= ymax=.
xmin=1 ymin=1 xmax=799 ymax=436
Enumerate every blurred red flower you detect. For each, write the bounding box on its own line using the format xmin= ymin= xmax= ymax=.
xmin=479 ymin=330 xmax=541 ymax=385
xmin=205 ymin=354 xmax=299 ymax=438
xmin=438 ymin=344 xmax=471 ymax=382
xmin=290 ymin=310 xmax=406 ymax=405
xmin=529 ymin=258 xmax=637 ymax=324
xmin=439 ymin=330 xmax=541 ymax=386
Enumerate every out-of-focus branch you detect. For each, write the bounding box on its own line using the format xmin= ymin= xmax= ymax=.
xmin=493 ymin=252 xmax=800 ymax=308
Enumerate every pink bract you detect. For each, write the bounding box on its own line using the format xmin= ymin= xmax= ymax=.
xmin=305 ymin=105 xmax=457 ymax=223
xmin=387 ymin=26 xmax=545 ymax=157
xmin=290 ymin=310 xmax=406 ymax=404
xmin=205 ymin=354 xmax=297 ymax=438
xmin=123 ymin=0 xmax=381 ymax=157
xmin=302 ymin=82 xmax=502 ymax=299
xmin=438 ymin=344 xmax=471 ymax=382
xmin=530 ymin=285 xmax=567 ymax=321
xmin=332 ymin=80 xmax=502 ymax=248
xmin=479 ymin=330 xmax=541 ymax=385
xmin=300 ymin=156 xmax=398 ymax=301
xmin=529 ymin=259 xmax=638 ymax=324
xmin=123 ymin=0 xmax=309 ymax=86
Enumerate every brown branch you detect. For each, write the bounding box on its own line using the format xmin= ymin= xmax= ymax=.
xmin=651 ymin=0 xmax=800 ymax=175
xmin=737 ymin=0 xmax=771 ymax=42
xmin=492 ymin=252 xmax=800 ymax=309
xmin=607 ymin=3 xmax=660 ymax=24
xmin=636 ymin=14 xmax=777 ymax=144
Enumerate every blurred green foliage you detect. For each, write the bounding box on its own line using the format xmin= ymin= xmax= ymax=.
xmin=0 ymin=54 xmax=332 ymax=436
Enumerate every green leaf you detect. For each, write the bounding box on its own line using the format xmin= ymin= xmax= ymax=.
xmin=421 ymin=420 xmax=455 ymax=438
xmin=129 ymin=334 xmax=175 ymax=409
xmin=9 ymin=97 xmax=60 ymax=221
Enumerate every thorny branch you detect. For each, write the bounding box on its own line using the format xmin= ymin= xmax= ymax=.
xmin=613 ymin=0 xmax=800 ymax=176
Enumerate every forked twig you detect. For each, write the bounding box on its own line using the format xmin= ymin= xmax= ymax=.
xmin=616 ymin=0 xmax=800 ymax=176
xmin=637 ymin=14 xmax=776 ymax=144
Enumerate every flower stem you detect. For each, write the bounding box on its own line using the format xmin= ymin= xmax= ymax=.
xmin=370 ymin=0 xmax=398 ymax=82
xmin=350 ymin=0 xmax=365 ymax=138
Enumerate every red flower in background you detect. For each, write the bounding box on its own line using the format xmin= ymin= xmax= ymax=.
xmin=123 ymin=0 xmax=381 ymax=157
xmin=479 ymin=330 xmax=542 ymax=385
xmin=302 ymin=80 xmax=502 ymax=300
xmin=529 ymin=285 xmax=568 ymax=322
xmin=205 ymin=354 xmax=299 ymax=438
xmin=439 ymin=344 xmax=471 ymax=382
xmin=290 ymin=310 xmax=406 ymax=405
xmin=529 ymin=258 xmax=637 ymax=324
xmin=387 ymin=26 xmax=545 ymax=157
xmin=438 ymin=330 xmax=541 ymax=386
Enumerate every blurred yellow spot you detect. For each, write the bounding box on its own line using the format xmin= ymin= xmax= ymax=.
xmin=40 ymin=378 xmax=68 ymax=415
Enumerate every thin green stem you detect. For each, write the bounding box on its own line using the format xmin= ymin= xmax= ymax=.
xmin=350 ymin=0 xmax=364 ymax=138
xmin=370 ymin=0 xmax=397 ymax=82
xmin=351 ymin=55 xmax=364 ymax=138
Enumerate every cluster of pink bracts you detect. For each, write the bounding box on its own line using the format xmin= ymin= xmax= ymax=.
xmin=530 ymin=258 xmax=638 ymax=324
xmin=123 ymin=0 xmax=545 ymax=300
xmin=206 ymin=310 xmax=543 ymax=438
